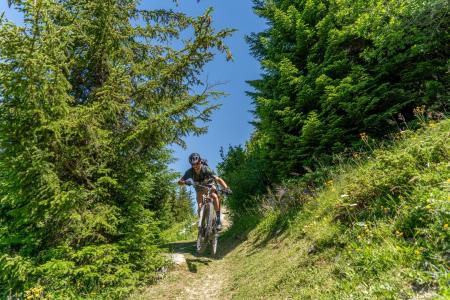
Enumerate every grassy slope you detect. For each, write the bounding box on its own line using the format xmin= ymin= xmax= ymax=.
xmin=223 ymin=120 xmax=449 ymax=299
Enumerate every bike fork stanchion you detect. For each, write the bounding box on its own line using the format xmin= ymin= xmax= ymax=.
xmin=198 ymin=205 xmax=204 ymax=228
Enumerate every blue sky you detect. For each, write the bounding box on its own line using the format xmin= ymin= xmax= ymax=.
xmin=0 ymin=1 xmax=266 ymax=177
xmin=143 ymin=1 xmax=266 ymax=176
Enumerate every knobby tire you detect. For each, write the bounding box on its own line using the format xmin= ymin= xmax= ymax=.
xmin=196 ymin=202 xmax=218 ymax=255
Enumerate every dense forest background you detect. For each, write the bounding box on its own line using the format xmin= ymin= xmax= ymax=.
xmin=219 ymin=0 xmax=449 ymax=214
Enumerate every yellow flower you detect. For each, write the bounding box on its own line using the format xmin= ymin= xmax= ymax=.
xmin=413 ymin=105 xmax=426 ymax=116
xmin=444 ymin=224 xmax=448 ymax=229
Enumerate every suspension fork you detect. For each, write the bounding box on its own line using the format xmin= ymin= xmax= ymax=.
xmin=198 ymin=193 xmax=209 ymax=228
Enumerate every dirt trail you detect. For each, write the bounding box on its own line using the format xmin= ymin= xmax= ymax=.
xmin=129 ymin=211 xmax=233 ymax=300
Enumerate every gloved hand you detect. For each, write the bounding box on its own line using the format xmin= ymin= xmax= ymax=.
xmin=184 ymin=178 xmax=194 ymax=186
xmin=223 ymin=188 xmax=232 ymax=195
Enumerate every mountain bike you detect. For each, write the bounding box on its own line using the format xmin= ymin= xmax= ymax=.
xmin=194 ymin=183 xmax=220 ymax=256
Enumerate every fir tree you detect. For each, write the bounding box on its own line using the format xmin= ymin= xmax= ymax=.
xmin=219 ymin=0 xmax=449 ymax=214
xmin=0 ymin=0 xmax=233 ymax=297
xmin=246 ymin=0 xmax=449 ymax=177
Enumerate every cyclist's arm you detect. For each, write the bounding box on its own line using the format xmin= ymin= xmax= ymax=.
xmin=213 ymin=176 xmax=229 ymax=189
xmin=179 ymin=169 xmax=192 ymax=185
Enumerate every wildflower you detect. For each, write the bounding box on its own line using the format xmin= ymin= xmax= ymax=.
xmin=444 ymin=224 xmax=448 ymax=229
xmin=326 ymin=180 xmax=333 ymax=186
xmin=359 ymin=132 xmax=369 ymax=144
xmin=413 ymin=105 xmax=426 ymax=116
xmin=24 ymin=286 xmax=43 ymax=299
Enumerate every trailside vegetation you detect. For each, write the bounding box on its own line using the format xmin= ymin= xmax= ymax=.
xmin=219 ymin=0 xmax=449 ymax=214
xmin=223 ymin=119 xmax=449 ymax=299
xmin=217 ymin=0 xmax=449 ymax=297
xmin=0 ymin=0 xmax=232 ymax=298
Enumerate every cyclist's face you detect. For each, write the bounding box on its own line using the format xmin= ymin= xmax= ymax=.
xmin=192 ymin=161 xmax=201 ymax=172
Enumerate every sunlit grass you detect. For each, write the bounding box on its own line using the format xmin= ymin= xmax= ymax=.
xmin=224 ymin=119 xmax=449 ymax=299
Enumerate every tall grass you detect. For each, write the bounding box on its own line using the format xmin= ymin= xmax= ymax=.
xmin=224 ymin=119 xmax=449 ymax=299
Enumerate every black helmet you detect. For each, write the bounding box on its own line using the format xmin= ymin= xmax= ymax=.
xmin=188 ymin=153 xmax=201 ymax=165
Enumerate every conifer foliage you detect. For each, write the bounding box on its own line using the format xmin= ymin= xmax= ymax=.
xmin=0 ymin=0 xmax=232 ymax=297
xmin=220 ymin=0 xmax=448 ymax=213
xmin=247 ymin=0 xmax=449 ymax=174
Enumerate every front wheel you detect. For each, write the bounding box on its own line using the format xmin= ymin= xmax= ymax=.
xmin=196 ymin=205 xmax=208 ymax=254
xmin=211 ymin=233 xmax=218 ymax=256
xmin=196 ymin=231 xmax=207 ymax=254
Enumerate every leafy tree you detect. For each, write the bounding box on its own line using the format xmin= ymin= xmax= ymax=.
xmin=0 ymin=0 xmax=232 ymax=297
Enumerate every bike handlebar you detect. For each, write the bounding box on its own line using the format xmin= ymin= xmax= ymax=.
xmin=185 ymin=180 xmax=232 ymax=195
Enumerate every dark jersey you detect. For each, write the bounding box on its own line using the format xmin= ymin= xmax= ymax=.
xmin=181 ymin=165 xmax=216 ymax=190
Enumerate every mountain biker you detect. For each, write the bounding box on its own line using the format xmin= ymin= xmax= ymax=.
xmin=178 ymin=153 xmax=231 ymax=231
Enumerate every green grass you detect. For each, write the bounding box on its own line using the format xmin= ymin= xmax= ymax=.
xmin=161 ymin=216 xmax=198 ymax=243
xmin=223 ymin=119 xmax=449 ymax=299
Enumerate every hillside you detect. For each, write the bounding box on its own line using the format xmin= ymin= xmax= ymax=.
xmin=223 ymin=119 xmax=449 ymax=299
xmin=136 ymin=119 xmax=449 ymax=299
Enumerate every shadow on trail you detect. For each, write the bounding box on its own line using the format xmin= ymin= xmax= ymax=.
xmin=162 ymin=240 xmax=213 ymax=273
xmin=186 ymin=258 xmax=212 ymax=273
xmin=161 ymin=212 xmax=262 ymax=263
xmin=161 ymin=210 xmax=299 ymax=263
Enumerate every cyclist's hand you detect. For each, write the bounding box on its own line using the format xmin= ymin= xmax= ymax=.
xmin=223 ymin=188 xmax=232 ymax=195
xmin=185 ymin=178 xmax=194 ymax=186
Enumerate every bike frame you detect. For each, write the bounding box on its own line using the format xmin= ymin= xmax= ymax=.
xmin=197 ymin=184 xmax=216 ymax=228
xmin=194 ymin=183 xmax=221 ymax=255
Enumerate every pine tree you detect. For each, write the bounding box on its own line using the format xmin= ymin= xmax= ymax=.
xmin=0 ymin=0 xmax=233 ymax=297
